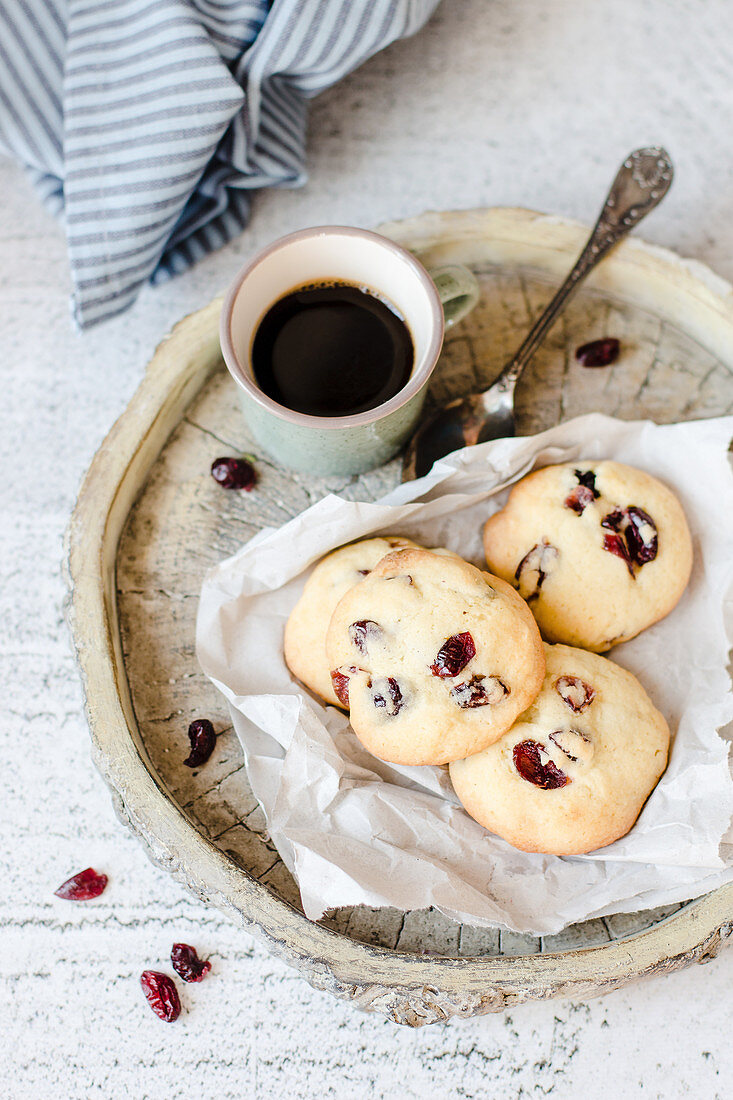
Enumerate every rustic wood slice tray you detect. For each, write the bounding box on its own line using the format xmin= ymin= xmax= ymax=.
xmin=65 ymin=208 xmax=733 ymax=1026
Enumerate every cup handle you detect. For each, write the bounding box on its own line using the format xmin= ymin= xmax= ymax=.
xmin=428 ymin=263 xmax=480 ymax=329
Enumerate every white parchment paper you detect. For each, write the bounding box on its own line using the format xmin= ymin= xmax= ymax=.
xmin=196 ymin=414 xmax=733 ymax=935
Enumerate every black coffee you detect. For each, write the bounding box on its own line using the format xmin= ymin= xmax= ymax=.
xmin=252 ymin=283 xmax=413 ymax=417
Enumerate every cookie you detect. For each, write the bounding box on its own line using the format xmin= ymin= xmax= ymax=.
xmin=449 ymin=643 xmax=670 ymax=855
xmin=284 ymin=536 xmax=422 ymax=706
xmin=325 ymin=548 xmax=545 ymax=765
xmin=483 ymin=460 xmax=693 ymax=651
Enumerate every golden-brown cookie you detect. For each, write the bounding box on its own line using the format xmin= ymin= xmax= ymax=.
xmin=483 ymin=461 xmax=693 ymax=651
xmin=326 ymin=548 xmax=545 ymax=765
xmin=284 ymin=536 xmax=421 ymax=706
xmin=449 ymin=643 xmax=670 ymax=854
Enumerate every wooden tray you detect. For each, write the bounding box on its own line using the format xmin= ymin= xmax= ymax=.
xmin=65 ymin=208 xmax=733 ymax=1026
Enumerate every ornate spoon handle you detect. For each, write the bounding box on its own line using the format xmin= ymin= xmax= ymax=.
xmin=494 ymin=147 xmax=674 ymax=394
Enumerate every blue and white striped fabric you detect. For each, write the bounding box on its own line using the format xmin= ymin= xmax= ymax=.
xmin=0 ymin=0 xmax=441 ymax=327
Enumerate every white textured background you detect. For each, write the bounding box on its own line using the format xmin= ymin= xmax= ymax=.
xmin=3 ymin=1 xmax=733 ymax=1096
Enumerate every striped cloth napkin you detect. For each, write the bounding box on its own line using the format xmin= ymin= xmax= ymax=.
xmin=0 ymin=0 xmax=440 ymax=328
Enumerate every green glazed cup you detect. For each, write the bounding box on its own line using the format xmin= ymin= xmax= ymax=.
xmin=219 ymin=226 xmax=479 ymax=476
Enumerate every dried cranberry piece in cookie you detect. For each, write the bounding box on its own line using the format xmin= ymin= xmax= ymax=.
xmin=512 ymin=740 xmax=569 ymax=789
xmin=601 ymin=506 xmax=658 ymax=573
xmin=555 ymin=675 xmax=595 ymax=713
xmin=514 ymin=541 xmax=559 ymax=601
xmin=602 ymin=531 xmax=635 ymax=577
xmin=625 ymin=507 xmax=658 ymax=565
xmin=330 ymin=666 xmax=362 ymax=707
xmin=430 ymin=632 xmax=476 ymax=678
xmin=348 ymin=620 xmax=382 ymax=654
xmin=330 ymin=671 xmax=350 ymax=706
xmin=565 ymin=486 xmax=595 ymax=514
xmin=370 ymin=677 xmax=403 ymax=716
xmin=576 ymin=469 xmax=599 ymax=494
xmin=564 ymin=469 xmax=600 ymax=514
xmin=601 ymin=508 xmax=624 ymax=531
xmin=451 ymin=675 xmax=509 ymax=708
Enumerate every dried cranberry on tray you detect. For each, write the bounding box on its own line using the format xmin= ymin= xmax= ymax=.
xmin=183 ymin=718 xmax=217 ymax=768
xmin=575 ymin=337 xmax=620 ymax=367
xmin=210 ymin=455 xmax=256 ymax=490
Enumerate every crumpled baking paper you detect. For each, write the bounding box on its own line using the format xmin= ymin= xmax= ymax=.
xmin=196 ymin=414 xmax=733 ymax=935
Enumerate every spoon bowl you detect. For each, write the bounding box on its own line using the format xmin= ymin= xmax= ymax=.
xmin=402 ymin=147 xmax=674 ymax=481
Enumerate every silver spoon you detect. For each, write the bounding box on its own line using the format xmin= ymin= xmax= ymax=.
xmin=402 ymin=147 xmax=674 ymax=481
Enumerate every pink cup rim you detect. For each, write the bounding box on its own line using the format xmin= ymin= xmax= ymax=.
xmin=219 ymin=225 xmax=445 ymax=429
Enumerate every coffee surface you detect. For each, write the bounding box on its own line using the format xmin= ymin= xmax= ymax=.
xmin=252 ymin=284 xmax=413 ymax=417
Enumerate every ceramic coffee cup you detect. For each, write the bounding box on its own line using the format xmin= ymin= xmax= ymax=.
xmin=219 ymin=226 xmax=479 ymax=475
